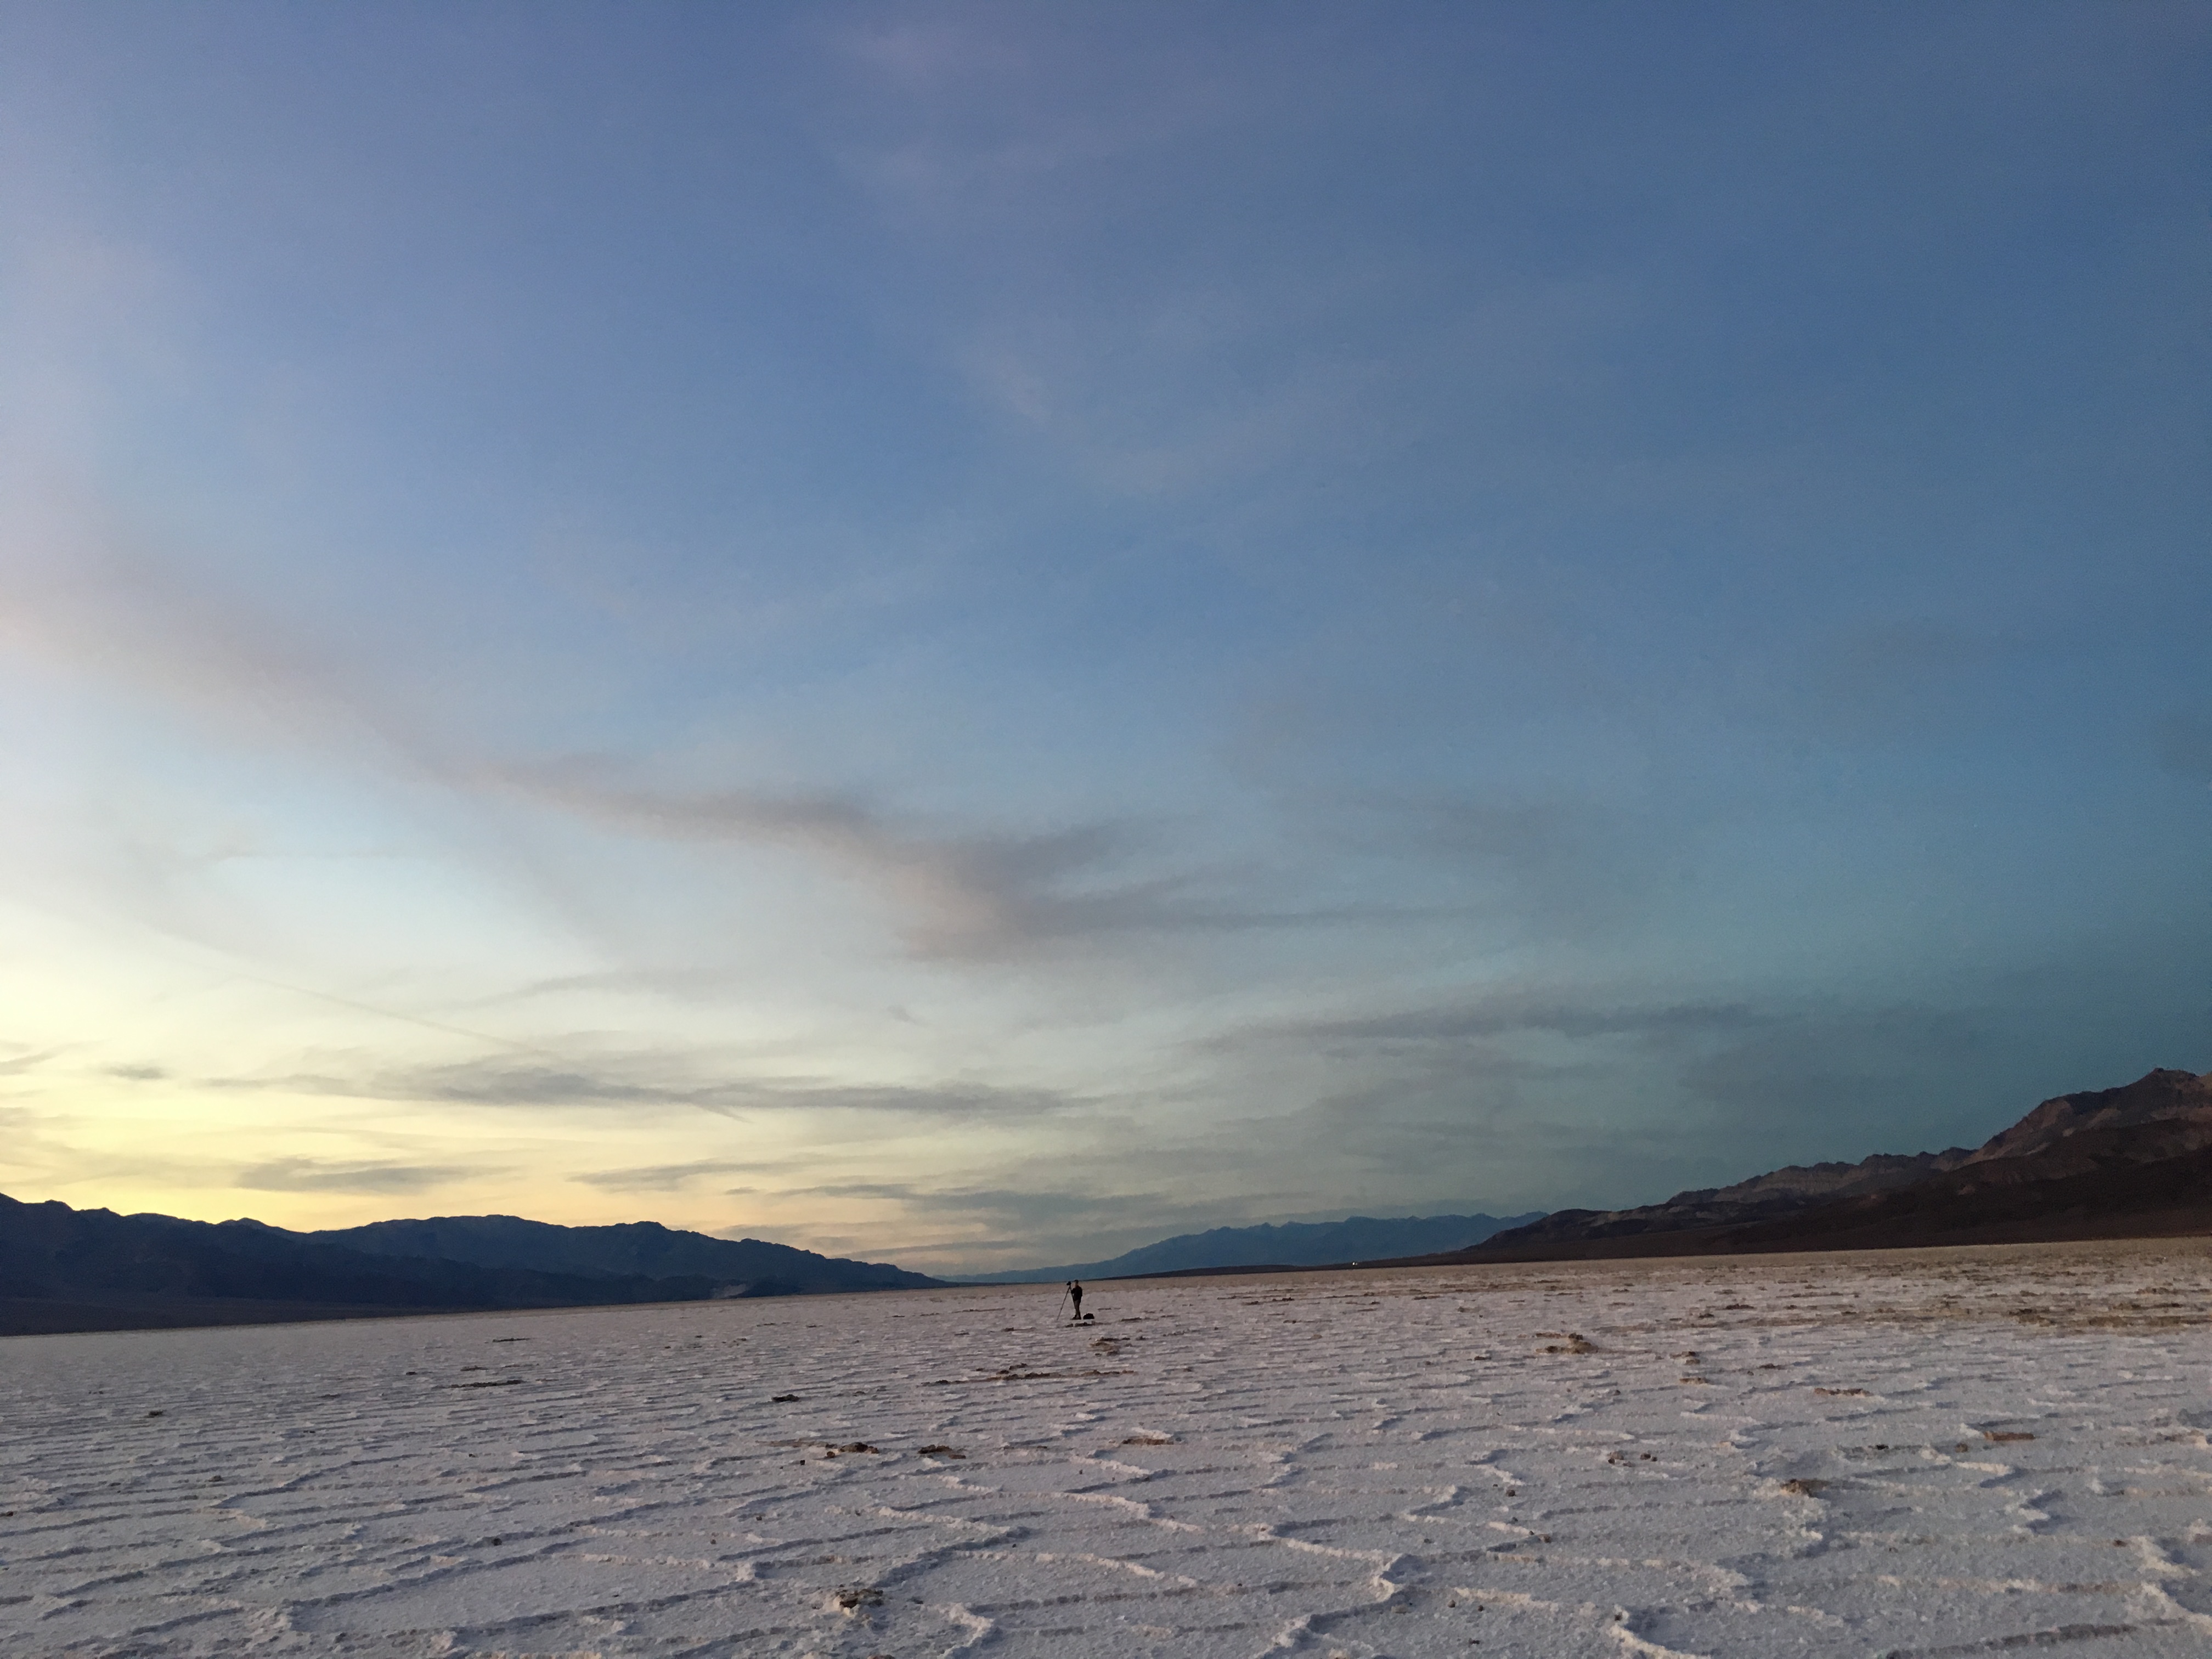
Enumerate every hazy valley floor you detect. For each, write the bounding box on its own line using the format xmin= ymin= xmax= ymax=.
xmin=7 ymin=1240 xmax=2212 ymax=1657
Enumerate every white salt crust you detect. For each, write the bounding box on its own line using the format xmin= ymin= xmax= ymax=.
xmin=7 ymin=1239 xmax=2212 ymax=1657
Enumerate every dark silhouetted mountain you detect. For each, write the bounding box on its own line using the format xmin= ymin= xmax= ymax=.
xmin=315 ymin=1214 xmax=937 ymax=1295
xmin=1468 ymin=1150 xmax=1977 ymax=1252
xmin=0 ymin=1195 xmax=943 ymax=1336
xmin=0 ymin=1193 xmax=710 ymax=1337
xmin=1412 ymin=1068 xmax=2212 ymax=1265
xmin=952 ymin=1212 xmax=1547 ymax=1284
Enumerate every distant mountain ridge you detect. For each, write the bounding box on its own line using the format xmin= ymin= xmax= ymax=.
xmin=315 ymin=1215 xmax=936 ymax=1296
xmin=1475 ymin=1150 xmax=1976 ymax=1252
xmin=0 ymin=1197 xmax=943 ymax=1338
xmin=955 ymin=1211 xmax=1547 ymax=1284
xmin=1432 ymin=1068 xmax=2212 ymax=1264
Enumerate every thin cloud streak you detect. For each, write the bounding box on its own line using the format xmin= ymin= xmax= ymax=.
xmin=1214 ymin=992 xmax=1769 ymax=1054
xmin=0 ymin=530 xmax=1379 ymax=967
xmin=572 ymin=1158 xmax=777 ymax=1192
xmin=234 ymin=1157 xmax=490 ymax=1195
xmin=496 ymin=761 xmax=1145 ymax=958
xmin=492 ymin=761 xmax=1413 ymax=959
xmin=212 ymin=1053 xmax=1087 ymax=1122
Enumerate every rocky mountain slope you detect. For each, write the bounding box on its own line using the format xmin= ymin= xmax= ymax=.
xmin=1440 ymin=1068 xmax=2212 ymax=1264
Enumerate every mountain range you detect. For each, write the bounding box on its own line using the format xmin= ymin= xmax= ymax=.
xmin=0 ymin=1199 xmax=940 ymax=1337
xmin=11 ymin=1067 xmax=2204 ymax=1335
xmin=1411 ymin=1067 xmax=2212 ymax=1265
xmin=953 ymin=1211 xmax=1546 ymax=1284
xmin=317 ymin=1214 xmax=936 ymax=1293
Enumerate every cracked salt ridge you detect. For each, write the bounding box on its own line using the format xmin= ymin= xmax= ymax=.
xmin=7 ymin=1243 xmax=2212 ymax=1656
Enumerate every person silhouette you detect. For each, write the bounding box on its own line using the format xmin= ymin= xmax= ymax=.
xmin=1066 ymin=1280 xmax=1084 ymax=1321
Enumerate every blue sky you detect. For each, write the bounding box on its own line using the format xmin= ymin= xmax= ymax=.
xmin=1 ymin=2 xmax=2205 ymax=1272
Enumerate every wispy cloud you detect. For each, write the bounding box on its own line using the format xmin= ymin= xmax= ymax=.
xmin=0 ymin=517 xmax=415 ymax=765
xmin=0 ymin=524 xmax=1225 ymax=967
xmin=571 ymin=1158 xmax=768 ymax=1193
xmin=1217 ymin=991 xmax=1765 ymax=1054
xmin=233 ymin=1156 xmax=489 ymax=1195
xmin=496 ymin=761 xmax=1138 ymax=957
xmin=218 ymin=1051 xmax=1086 ymax=1122
xmin=491 ymin=761 xmax=1363 ymax=959
xmin=0 ymin=529 xmax=1313 ymax=963
xmin=0 ymin=1047 xmax=65 ymax=1078
xmin=783 ymin=1181 xmax=1148 ymax=1221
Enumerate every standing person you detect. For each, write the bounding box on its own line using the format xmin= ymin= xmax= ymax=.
xmin=1067 ymin=1280 xmax=1084 ymax=1321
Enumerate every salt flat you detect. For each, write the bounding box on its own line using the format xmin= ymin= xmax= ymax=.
xmin=7 ymin=1242 xmax=2212 ymax=1658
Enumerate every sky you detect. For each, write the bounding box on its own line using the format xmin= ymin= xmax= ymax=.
xmin=1 ymin=2 xmax=2205 ymax=1275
